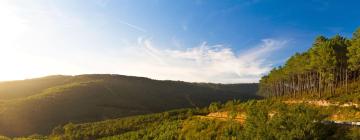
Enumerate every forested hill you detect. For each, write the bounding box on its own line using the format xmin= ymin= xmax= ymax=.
xmin=0 ymin=74 xmax=258 ymax=136
xmin=259 ymin=27 xmax=360 ymax=103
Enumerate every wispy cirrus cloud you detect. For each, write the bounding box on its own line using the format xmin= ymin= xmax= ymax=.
xmin=117 ymin=20 xmax=147 ymax=33
xmin=118 ymin=38 xmax=287 ymax=83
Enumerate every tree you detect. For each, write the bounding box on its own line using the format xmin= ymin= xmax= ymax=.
xmin=348 ymin=28 xmax=360 ymax=80
xmin=208 ymin=102 xmax=221 ymax=112
xmin=259 ymin=27 xmax=359 ymax=98
xmin=269 ymin=105 xmax=328 ymax=139
xmin=242 ymin=104 xmax=272 ymax=139
xmin=309 ymin=40 xmax=337 ymax=96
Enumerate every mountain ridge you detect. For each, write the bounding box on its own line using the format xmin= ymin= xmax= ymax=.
xmin=0 ymin=74 xmax=259 ymax=136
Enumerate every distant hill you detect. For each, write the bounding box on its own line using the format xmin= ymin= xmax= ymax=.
xmin=0 ymin=74 xmax=259 ymax=136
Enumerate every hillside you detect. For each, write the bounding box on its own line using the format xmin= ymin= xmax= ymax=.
xmin=24 ymin=99 xmax=358 ymax=140
xmin=0 ymin=74 xmax=259 ymax=137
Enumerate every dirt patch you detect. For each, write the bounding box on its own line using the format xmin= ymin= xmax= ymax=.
xmin=284 ymin=100 xmax=359 ymax=108
xmin=198 ymin=111 xmax=246 ymax=123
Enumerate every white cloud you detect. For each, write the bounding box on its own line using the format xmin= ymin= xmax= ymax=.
xmin=117 ymin=38 xmax=287 ymax=83
xmin=0 ymin=0 xmax=287 ymax=83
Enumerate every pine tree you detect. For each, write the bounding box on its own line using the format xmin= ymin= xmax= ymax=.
xmin=348 ymin=28 xmax=360 ymax=80
xmin=259 ymin=27 xmax=360 ymax=98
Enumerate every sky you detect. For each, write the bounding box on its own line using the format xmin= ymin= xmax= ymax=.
xmin=0 ymin=0 xmax=359 ymax=83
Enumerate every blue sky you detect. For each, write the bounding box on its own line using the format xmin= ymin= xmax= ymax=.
xmin=0 ymin=0 xmax=359 ymax=83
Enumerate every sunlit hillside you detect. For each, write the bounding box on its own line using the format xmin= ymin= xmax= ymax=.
xmin=0 ymin=74 xmax=258 ymax=136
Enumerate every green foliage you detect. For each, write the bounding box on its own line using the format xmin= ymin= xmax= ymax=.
xmin=101 ymin=120 xmax=182 ymax=140
xmin=208 ymin=102 xmax=221 ymax=112
xmin=259 ymin=27 xmax=360 ymax=101
xmin=49 ymin=108 xmax=204 ymax=140
xmin=347 ymin=127 xmax=360 ymax=140
xmin=1 ymin=99 xmax=356 ymax=140
xmin=348 ymin=28 xmax=360 ymax=71
xmin=0 ymin=135 xmax=11 ymax=140
xmin=269 ymin=105 xmax=328 ymax=139
xmin=12 ymin=134 xmax=48 ymax=140
xmin=242 ymin=102 xmax=272 ymax=139
xmin=180 ymin=118 xmax=242 ymax=140
xmin=240 ymin=102 xmax=351 ymax=140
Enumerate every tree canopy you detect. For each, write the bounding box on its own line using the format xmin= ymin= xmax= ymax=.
xmin=259 ymin=27 xmax=359 ymax=99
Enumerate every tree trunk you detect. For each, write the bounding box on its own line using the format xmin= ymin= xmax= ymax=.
xmin=318 ymin=72 xmax=322 ymax=98
xmin=345 ymin=69 xmax=348 ymax=94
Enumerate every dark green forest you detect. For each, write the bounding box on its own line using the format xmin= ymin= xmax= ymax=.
xmin=0 ymin=74 xmax=258 ymax=137
xmin=259 ymin=28 xmax=360 ymax=102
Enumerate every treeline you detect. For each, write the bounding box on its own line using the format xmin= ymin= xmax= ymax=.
xmin=259 ymin=27 xmax=360 ymax=98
